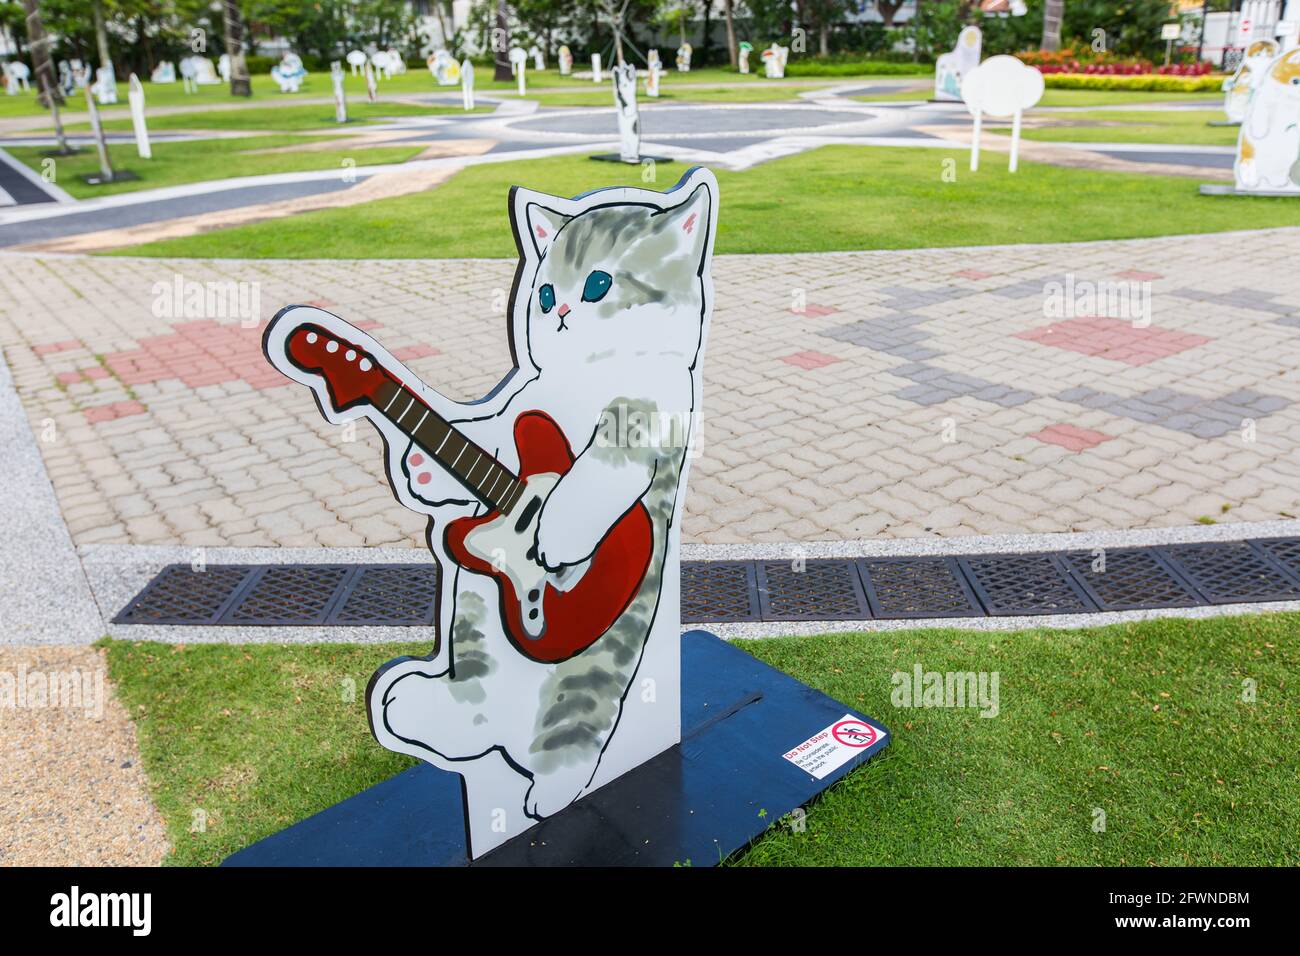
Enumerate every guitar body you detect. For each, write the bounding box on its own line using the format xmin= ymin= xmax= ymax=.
xmin=444 ymin=410 xmax=653 ymax=664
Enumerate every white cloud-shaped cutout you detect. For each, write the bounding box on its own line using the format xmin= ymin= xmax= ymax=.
xmin=961 ymin=55 xmax=1045 ymax=118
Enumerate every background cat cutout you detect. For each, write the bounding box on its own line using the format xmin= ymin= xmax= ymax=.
xmin=1234 ymin=45 xmax=1300 ymax=194
xmin=262 ymin=167 xmax=718 ymax=858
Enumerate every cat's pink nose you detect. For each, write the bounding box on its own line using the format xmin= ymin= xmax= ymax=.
xmin=558 ymin=304 xmax=571 ymax=318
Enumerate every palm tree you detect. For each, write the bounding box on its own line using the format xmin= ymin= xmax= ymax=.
xmin=1041 ymin=0 xmax=1064 ymax=51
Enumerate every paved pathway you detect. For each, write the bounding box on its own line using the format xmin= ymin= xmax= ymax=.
xmin=2 ymin=228 xmax=1297 ymax=555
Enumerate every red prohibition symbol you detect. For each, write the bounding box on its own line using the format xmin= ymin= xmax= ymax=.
xmin=831 ymin=720 xmax=877 ymax=748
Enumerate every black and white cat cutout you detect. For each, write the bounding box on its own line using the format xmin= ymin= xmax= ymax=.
xmin=262 ymin=167 xmax=718 ymax=858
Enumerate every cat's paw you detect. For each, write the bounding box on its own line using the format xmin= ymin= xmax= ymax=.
xmin=534 ymin=496 xmax=599 ymax=571
xmin=523 ymin=772 xmax=585 ymax=819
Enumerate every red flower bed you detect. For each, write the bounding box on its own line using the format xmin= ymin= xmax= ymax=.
xmin=1017 ymin=48 xmax=1212 ymax=76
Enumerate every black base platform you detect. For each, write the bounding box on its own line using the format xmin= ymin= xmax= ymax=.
xmin=223 ymin=629 xmax=889 ymax=867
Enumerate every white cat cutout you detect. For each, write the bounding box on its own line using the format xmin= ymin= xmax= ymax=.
xmin=1235 ymin=46 xmax=1300 ymax=194
xmin=262 ymin=167 xmax=719 ymax=859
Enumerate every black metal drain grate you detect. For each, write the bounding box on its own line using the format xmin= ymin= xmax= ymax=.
xmin=1060 ymin=548 xmax=1201 ymax=611
xmin=113 ymin=564 xmax=439 ymax=627
xmin=114 ymin=564 xmax=256 ymax=625
xmin=958 ymin=553 xmax=1097 ymax=615
xmin=1250 ymin=537 xmax=1300 ymax=580
xmin=331 ymin=565 xmax=439 ymax=625
xmin=756 ymin=560 xmax=870 ymax=621
xmin=858 ymin=557 xmax=981 ymax=619
xmin=1159 ymin=542 xmax=1300 ymax=604
xmin=681 ymin=561 xmax=760 ymax=623
xmin=113 ymin=537 xmax=1300 ymax=627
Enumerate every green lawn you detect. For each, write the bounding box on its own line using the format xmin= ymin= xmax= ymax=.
xmin=81 ymin=102 xmax=488 ymax=133
xmin=110 ymin=144 xmax=1300 ymax=260
xmin=102 ymin=612 xmax=1299 ymax=866
xmin=0 ymin=64 xmax=919 ymax=121
xmin=7 ymin=134 xmax=422 ymax=199
xmin=1021 ymin=109 xmax=1238 ymax=147
xmin=855 ymin=87 xmax=1222 ymax=108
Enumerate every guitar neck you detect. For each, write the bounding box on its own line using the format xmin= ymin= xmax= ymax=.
xmin=371 ymin=377 xmax=523 ymax=514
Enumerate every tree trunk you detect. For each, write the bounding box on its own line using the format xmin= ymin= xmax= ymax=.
xmin=434 ymin=1 xmax=451 ymax=48
xmin=701 ymin=0 xmax=712 ymax=67
xmin=20 ymin=0 xmax=63 ymax=108
xmin=1041 ymin=0 xmax=1064 ymax=52
xmin=494 ymin=0 xmax=511 ymax=82
xmin=723 ymin=0 xmax=737 ymax=68
xmin=92 ymin=0 xmax=111 ymax=71
xmin=819 ymin=24 xmax=829 ymax=57
xmin=222 ymin=0 xmax=252 ymax=96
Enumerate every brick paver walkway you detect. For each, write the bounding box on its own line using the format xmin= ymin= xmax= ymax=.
xmin=2 ymin=229 xmax=1298 ymax=548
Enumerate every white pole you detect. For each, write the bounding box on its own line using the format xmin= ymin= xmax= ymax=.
xmin=128 ymin=73 xmax=151 ymax=159
xmin=517 ymin=60 xmax=526 ymax=96
xmin=592 ymin=53 xmax=602 ymax=83
xmin=331 ymin=64 xmax=347 ymax=123
xmin=1009 ymin=108 xmax=1022 ymax=173
xmin=461 ymin=61 xmax=474 ymax=110
xmin=970 ymin=108 xmax=982 ymax=172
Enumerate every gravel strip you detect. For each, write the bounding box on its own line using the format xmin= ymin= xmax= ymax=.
xmin=0 ymin=645 xmax=169 ymax=865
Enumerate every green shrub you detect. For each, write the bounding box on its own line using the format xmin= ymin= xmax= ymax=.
xmin=786 ymin=58 xmax=933 ymax=77
xmin=1042 ymin=73 xmax=1223 ymax=92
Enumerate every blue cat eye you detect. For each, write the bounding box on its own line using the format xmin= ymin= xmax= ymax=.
xmin=582 ymin=270 xmax=613 ymax=303
xmin=538 ymin=284 xmax=556 ymax=313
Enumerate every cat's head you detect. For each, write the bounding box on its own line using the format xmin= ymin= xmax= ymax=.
xmin=1268 ymin=49 xmax=1300 ymax=98
xmin=510 ymin=168 xmax=716 ymax=375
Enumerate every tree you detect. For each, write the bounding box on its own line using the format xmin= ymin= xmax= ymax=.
xmin=1041 ymin=0 xmax=1063 ymax=51
xmin=494 ymin=0 xmax=510 ymax=81
xmin=876 ymin=0 xmax=906 ymax=26
xmin=221 ymin=0 xmax=251 ymax=96
xmin=794 ymin=0 xmax=849 ymax=56
xmin=721 ymin=0 xmax=736 ymax=67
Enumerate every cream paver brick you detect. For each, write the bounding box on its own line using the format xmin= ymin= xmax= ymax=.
xmin=3 ymin=231 xmax=1300 ymax=548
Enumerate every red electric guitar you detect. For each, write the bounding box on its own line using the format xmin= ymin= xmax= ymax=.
xmin=271 ymin=318 xmax=653 ymax=664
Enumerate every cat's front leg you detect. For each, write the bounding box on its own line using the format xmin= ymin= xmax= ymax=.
xmin=534 ymin=438 xmax=657 ymax=570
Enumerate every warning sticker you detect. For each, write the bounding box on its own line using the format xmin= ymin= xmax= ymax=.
xmin=782 ymin=714 xmax=885 ymax=780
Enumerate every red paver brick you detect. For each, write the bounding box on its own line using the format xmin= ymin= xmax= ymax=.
xmin=1030 ymin=424 xmax=1115 ymax=452
xmin=780 ymin=350 xmax=842 ymax=370
xmin=1116 ymin=269 xmax=1162 ymax=281
xmin=392 ymin=344 xmax=441 ymax=361
xmin=790 ymin=303 xmax=839 ymax=317
xmin=84 ymin=400 xmax=147 ymax=424
xmin=56 ymin=371 xmax=82 ymax=385
xmin=1014 ymin=316 xmax=1211 ymax=366
xmin=954 ymin=268 xmax=994 ymax=280
xmin=82 ymin=367 xmax=110 ymax=380
xmin=34 ymin=339 xmax=82 ymax=355
xmin=103 ymin=322 xmax=292 ymax=391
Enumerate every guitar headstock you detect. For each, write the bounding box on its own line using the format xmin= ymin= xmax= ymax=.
xmin=284 ymin=323 xmax=392 ymax=412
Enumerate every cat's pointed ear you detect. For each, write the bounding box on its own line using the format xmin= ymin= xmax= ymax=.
xmin=512 ymin=187 xmax=571 ymax=260
xmin=659 ymin=168 xmax=717 ymax=273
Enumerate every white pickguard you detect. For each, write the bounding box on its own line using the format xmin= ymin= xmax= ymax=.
xmin=459 ymin=471 xmax=591 ymax=640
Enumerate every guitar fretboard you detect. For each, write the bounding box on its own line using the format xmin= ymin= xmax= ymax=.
xmin=373 ymin=379 xmax=524 ymax=514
